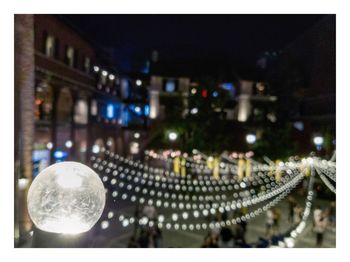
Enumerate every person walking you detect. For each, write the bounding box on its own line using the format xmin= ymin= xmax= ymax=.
xmin=314 ymin=210 xmax=329 ymax=247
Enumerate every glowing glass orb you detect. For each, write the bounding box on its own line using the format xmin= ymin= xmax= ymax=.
xmin=27 ymin=162 xmax=106 ymax=234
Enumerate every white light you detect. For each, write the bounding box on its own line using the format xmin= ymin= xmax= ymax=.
xmin=93 ymin=66 xmax=100 ymax=72
xmin=191 ymin=88 xmax=197 ymax=94
xmin=172 ymin=214 xmax=178 ymax=221
xmin=101 ymin=220 xmax=109 ymax=229
xmin=102 ymin=70 xmax=108 ymax=76
xmin=107 ymin=211 xmax=114 ymax=219
xmin=122 ymin=220 xmax=129 ymax=227
xmin=134 ymin=132 xmax=140 ymax=139
xmin=182 ymin=212 xmax=189 ymax=220
xmin=246 ymin=134 xmax=256 ymax=144
xmin=65 ymin=140 xmax=73 ymax=148
xmin=313 ymin=136 xmax=324 ymax=146
xmin=135 ymin=106 xmax=141 ymax=113
xmin=18 ymin=178 xmax=29 ymax=190
xmin=109 ymin=74 xmax=115 ymax=80
xmin=190 ymin=108 xmax=198 ymax=115
xmin=46 ymin=142 xmax=53 ymax=150
xmin=136 ymin=79 xmax=142 ymax=86
xmin=158 ymin=215 xmax=165 ymax=223
xmin=27 ymin=162 xmax=105 ymax=234
xmin=168 ymin=132 xmax=178 ymax=141
xmin=92 ymin=145 xmax=100 ymax=154
xmin=284 ymin=237 xmax=295 ymax=248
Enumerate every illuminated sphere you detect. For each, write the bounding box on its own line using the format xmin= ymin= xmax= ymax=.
xmin=27 ymin=161 xmax=106 ymax=234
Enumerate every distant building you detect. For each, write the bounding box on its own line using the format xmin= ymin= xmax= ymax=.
xmin=32 ymin=15 xmax=148 ymax=174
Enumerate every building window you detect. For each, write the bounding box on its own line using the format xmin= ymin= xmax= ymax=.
xmin=74 ymin=99 xmax=88 ymax=124
xmin=34 ymin=83 xmax=53 ymax=121
xmin=57 ymin=88 xmax=73 ymax=123
xmin=84 ymin=57 xmax=91 ymax=73
xmin=45 ymin=35 xmax=55 ymax=58
xmin=91 ymin=99 xmax=98 ymax=116
xmin=65 ymin=46 xmax=75 ymax=67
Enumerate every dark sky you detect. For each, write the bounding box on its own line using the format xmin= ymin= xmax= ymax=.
xmin=60 ymin=14 xmax=327 ymax=77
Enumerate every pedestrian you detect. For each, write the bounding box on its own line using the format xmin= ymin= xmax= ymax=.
xmin=314 ymin=210 xmax=329 ymax=247
xmin=287 ymin=196 xmax=297 ymax=223
xmin=272 ymin=208 xmax=281 ymax=234
xmin=313 ymin=206 xmax=322 ymax=228
xmin=293 ymin=205 xmax=303 ymax=225
xmin=220 ymin=226 xmax=233 ymax=248
xmin=265 ymin=209 xmax=274 ymax=237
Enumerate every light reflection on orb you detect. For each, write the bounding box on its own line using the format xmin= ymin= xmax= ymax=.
xmin=27 ymin=161 xmax=106 ymax=234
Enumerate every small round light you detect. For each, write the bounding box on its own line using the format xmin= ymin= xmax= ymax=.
xmin=46 ymin=142 xmax=53 ymax=150
xmin=168 ymin=132 xmax=178 ymax=141
xmin=136 ymin=79 xmax=142 ymax=86
xmin=246 ymin=134 xmax=256 ymax=144
xmin=313 ymin=136 xmax=324 ymax=146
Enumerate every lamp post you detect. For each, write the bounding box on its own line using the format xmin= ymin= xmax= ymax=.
xmin=27 ymin=161 xmax=106 ymax=247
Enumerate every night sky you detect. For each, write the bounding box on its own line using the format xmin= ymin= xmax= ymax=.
xmin=60 ymin=14 xmax=327 ymax=77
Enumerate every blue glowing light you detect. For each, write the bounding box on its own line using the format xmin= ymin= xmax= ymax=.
xmin=293 ymin=121 xmax=304 ymax=131
xmin=107 ymin=104 xmax=114 ymax=119
xmin=121 ymin=106 xmax=130 ymax=126
xmin=212 ymin=91 xmax=219 ymax=97
xmin=53 ymin=150 xmax=67 ymax=159
xmin=222 ymin=83 xmax=234 ymax=90
xmin=165 ymin=80 xmax=176 ymax=92
xmin=144 ymin=105 xmax=150 ymax=116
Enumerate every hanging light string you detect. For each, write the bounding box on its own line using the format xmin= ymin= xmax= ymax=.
xmin=100 ymin=178 xmax=300 ymax=232
xmin=315 ymin=166 xmax=336 ymax=194
xmin=98 ymin=149 xmax=301 ymax=189
xmin=91 ymin=155 xmax=305 ymax=221
xmin=282 ymin=166 xmax=316 ymax=247
xmin=93 ymin=155 xmax=288 ymax=195
xmin=313 ymin=160 xmax=336 ymax=182
xmin=91 ymin=155 xmax=300 ymax=205
xmin=104 ymin=169 xmax=304 ymax=221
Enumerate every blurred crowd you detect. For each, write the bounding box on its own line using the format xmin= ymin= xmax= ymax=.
xmin=126 ymin=197 xmax=335 ymax=248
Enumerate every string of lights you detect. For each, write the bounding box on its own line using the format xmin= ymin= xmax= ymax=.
xmin=91 ymin=155 xmax=300 ymax=205
xmin=91 ymin=155 xmax=305 ymax=220
xmin=281 ymin=168 xmax=316 ymax=247
xmin=100 ymin=180 xmax=299 ymax=232
xmin=315 ymin=166 xmax=336 ymax=194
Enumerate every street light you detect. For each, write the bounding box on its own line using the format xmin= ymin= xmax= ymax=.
xmin=168 ymin=132 xmax=178 ymax=141
xmin=313 ymin=136 xmax=324 ymax=146
xmin=313 ymin=135 xmax=324 ymax=151
xmin=246 ymin=134 xmax=257 ymax=144
xmin=27 ymin=161 xmax=105 ymax=235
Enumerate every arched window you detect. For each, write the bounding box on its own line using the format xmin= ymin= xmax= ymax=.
xmin=45 ymin=35 xmax=55 ymax=57
xmin=57 ymin=88 xmax=73 ymax=123
xmin=74 ymin=99 xmax=88 ymax=124
xmin=34 ymin=83 xmax=53 ymax=121
xmin=91 ymin=99 xmax=98 ymax=116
